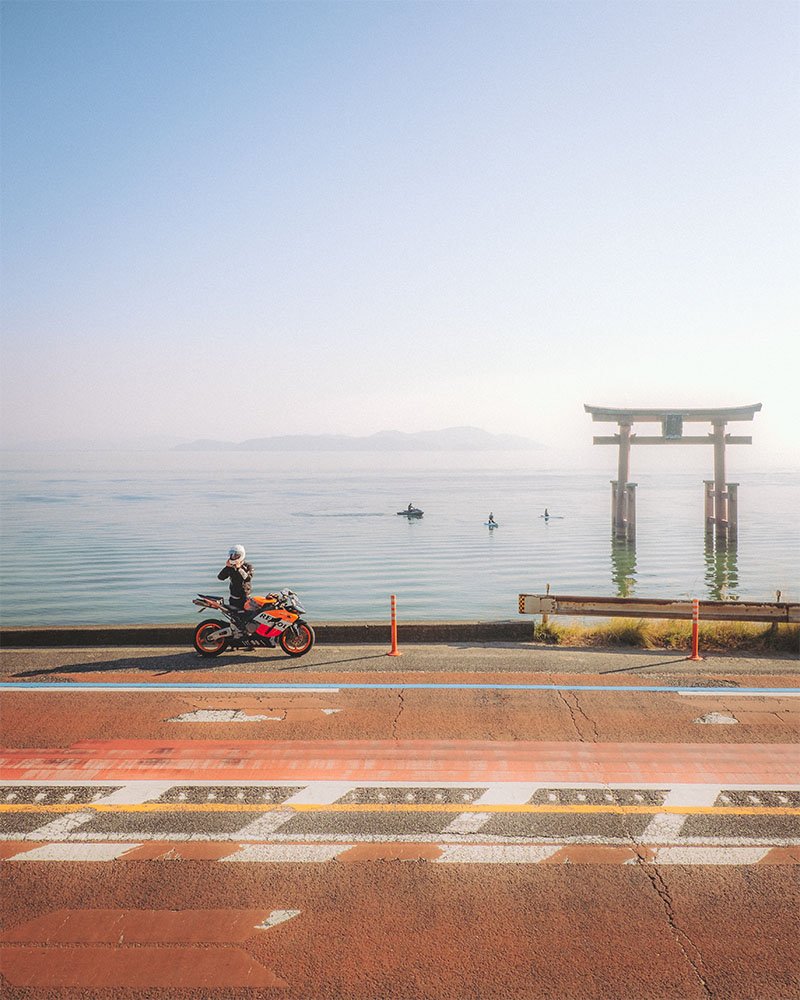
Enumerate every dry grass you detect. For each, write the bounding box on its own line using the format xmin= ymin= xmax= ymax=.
xmin=533 ymin=618 xmax=799 ymax=655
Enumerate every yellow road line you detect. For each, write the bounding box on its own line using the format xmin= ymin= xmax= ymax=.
xmin=1 ymin=803 xmax=798 ymax=816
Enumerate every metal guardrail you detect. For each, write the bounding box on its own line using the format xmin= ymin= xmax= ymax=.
xmin=518 ymin=594 xmax=800 ymax=624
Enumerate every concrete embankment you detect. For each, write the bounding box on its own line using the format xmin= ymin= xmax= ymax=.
xmin=0 ymin=620 xmax=532 ymax=648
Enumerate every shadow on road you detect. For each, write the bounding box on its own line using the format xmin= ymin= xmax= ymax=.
xmin=12 ymin=651 xmax=390 ymax=679
xmin=598 ymin=657 xmax=691 ymax=675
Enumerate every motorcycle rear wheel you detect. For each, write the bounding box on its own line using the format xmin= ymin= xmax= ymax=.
xmin=194 ymin=619 xmax=229 ymax=656
xmin=279 ymin=620 xmax=315 ymax=657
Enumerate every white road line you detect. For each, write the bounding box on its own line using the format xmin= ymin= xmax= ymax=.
xmin=436 ymin=845 xmax=562 ymax=864
xmin=4 ymin=832 xmax=799 ymax=849
xmin=9 ymin=842 xmax=139 ymax=861
xmin=229 ymin=783 xmax=355 ymax=838
xmin=650 ymin=847 xmax=771 ymax=865
xmin=284 ymin=782 xmax=355 ymax=805
xmin=441 ymin=812 xmax=493 ymax=835
xmin=639 ymin=785 xmax=721 ymax=844
xmin=94 ymin=782 xmax=176 ymax=805
xmin=4 ymin=779 xmax=799 ymax=792
xmin=7 ymin=686 xmax=342 ymax=694
xmin=678 ymin=691 xmax=800 ymax=697
xmin=234 ymin=809 xmax=299 ymax=838
xmin=224 ymin=844 xmax=348 ymax=862
xmin=26 ymin=811 xmax=96 ymax=841
xmin=442 ymin=784 xmax=541 ymax=835
xmin=474 ymin=783 xmax=541 ymax=805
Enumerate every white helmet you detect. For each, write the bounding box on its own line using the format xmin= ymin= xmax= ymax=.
xmin=228 ymin=544 xmax=246 ymax=561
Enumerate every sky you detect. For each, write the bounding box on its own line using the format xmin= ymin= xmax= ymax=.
xmin=1 ymin=0 xmax=798 ymax=464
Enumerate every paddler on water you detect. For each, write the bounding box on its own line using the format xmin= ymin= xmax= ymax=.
xmin=488 ymin=512 xmax=496 ymax=525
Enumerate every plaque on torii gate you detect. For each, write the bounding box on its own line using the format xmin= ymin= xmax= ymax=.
xmin=584 ymin=404 xmax=762 ymax=541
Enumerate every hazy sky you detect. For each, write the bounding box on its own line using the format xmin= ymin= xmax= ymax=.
xmin=1 ymin=0 xmax=798 ymax=461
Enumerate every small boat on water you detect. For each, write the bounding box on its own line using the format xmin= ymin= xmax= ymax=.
xmin=484 ymin=521 xmax=499 ymax=529
xmin=398 ymin=507 xmax=424 ymax=518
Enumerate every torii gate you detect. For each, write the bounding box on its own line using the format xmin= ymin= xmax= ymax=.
xmin=585 ymin=403 xmax=762 ymax=541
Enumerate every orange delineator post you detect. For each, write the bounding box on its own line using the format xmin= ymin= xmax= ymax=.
xmin=688 ymin=597 xmax=703 ymax=661
xmin=387 ymin=594 xmax=401 ymax=657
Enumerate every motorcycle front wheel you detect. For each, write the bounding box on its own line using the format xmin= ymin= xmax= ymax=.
xmin=194 ymin=619 xmax=229 ymax=656
xmin=279 ymin=620 xmax=315 ymax=657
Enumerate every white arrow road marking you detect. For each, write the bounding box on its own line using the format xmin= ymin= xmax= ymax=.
xmin=694 ymin=712 xmax=738 ymax=724
xmin=168 ymin=710 xmax=283 ymax=722
xmin=255 ymin=910 xmax=301 ymax=930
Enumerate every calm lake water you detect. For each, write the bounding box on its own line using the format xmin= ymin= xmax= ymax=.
xmin=0 ymin=451 xmax=797 ymax=625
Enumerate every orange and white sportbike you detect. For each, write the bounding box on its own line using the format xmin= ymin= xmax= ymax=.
xmin=192 ymin=589 xmax=315 ymax=658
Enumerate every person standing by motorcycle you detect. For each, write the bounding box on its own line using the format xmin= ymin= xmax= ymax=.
xmin=218 ymin=544 xmax=253 ymax=613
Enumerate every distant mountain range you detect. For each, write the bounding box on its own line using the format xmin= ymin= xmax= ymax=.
xmin=174 ymin=426 xmax=544 ymax=452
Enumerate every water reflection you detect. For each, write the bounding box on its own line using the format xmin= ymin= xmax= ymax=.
xmin=704 ymin=537 xmax=739 ymax=601
xmin=610 ymin=537 xmax=637 ymax=597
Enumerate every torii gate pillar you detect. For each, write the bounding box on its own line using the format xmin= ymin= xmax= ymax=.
xmin=712 ymin=420 xmax=728 ymax=530
xmin=585 ymin=404 xmax=762 ymax=542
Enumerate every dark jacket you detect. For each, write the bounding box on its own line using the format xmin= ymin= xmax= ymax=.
xmin=217 ymin=562 xmax=254 ymax=601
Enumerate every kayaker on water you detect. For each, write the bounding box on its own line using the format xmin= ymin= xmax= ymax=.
xmin=488 ymin=512 xmax=496 ymax=525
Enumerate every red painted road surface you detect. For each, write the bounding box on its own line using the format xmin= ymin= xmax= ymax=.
xmin=2 ymin=864 xmax=799 ymax=998
xmin=2 ymin=737 xmax=798 ymax=783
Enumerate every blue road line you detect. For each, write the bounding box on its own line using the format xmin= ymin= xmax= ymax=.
xmin=0 ymin=681 xmax=797 ymax=695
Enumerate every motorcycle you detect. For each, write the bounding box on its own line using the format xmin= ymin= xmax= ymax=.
xmin=192 ymin=589 xmax=315 ymax=658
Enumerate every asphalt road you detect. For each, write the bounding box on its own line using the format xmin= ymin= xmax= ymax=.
xmin=1 ymin=643 xmax=799 ymax=999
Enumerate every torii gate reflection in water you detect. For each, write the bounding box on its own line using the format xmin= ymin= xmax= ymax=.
xmin=584 ymin=404 xmax=762 ymax=547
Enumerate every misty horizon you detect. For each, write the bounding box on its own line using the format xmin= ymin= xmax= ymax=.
xmin=1 ymin=3 xmax=797 ymax=463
